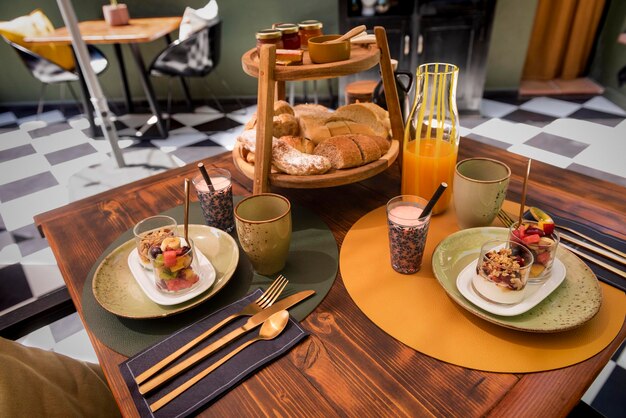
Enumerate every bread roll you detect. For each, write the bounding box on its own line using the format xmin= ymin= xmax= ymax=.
xmin=313 ymin=136 xmax=363 ymax=169
xmin=279 ymin=135 xmax=315 ymax=154
xmin=243 ymin=100 xmax=295 ymax=131
xmin=273 ymin=113 xmax=299 ymax=138
xmin=273 ymin=100 xmax=294 ymax=116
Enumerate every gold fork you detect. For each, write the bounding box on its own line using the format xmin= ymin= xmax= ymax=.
xmin=497 ymin=210 xmax=626 ymax=279
xmin=134 ymin=274 xmax=288 ymax=385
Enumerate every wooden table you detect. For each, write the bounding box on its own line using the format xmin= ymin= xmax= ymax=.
xmin=34 ymin=138 xmax=626 ymax=417
xmin=25 ymin=17 xmax=182 ymax=139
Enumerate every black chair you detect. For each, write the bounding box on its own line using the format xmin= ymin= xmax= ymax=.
xmin=2 ymin=36 xmax=108 ymax=115
xmin=149 ymin=19 xmax=242 ymax=117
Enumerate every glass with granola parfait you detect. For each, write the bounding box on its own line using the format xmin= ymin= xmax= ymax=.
xmin=149 ymin=236 xmax=200 ymax=293
xmin=133 ymin=215 xmax=178 ymax=270
xmin=509 ymin=220 xmax=559 ymax=283
xmin=472 ymin=240 xmax=534 ymax=304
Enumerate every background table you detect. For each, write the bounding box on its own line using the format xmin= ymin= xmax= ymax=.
xmin=35 ymin=137 xmax=626 ymax=417
xmin=25 ymin=17 xmax=181 ymax=139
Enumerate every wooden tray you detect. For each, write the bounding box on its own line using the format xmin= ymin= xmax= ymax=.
xmin=241 ymin=27 xmax=404 ymax=194
xmin=241 ymin=44 xmax=381 ymax=81
xmin=232 ymin=139 xmax=399 ymax=189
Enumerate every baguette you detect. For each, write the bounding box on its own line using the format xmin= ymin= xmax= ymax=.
xmin=302 ymin=118 xmax=376 ymax=145
xmin=313 ymin=136 xmax=363 ymax=169
xmin=333 ymin=103 xmax=388 ymax=139
xmin=356 ymin=102 xmax=391 ymax=135
xmin=237 ymin=130 xmax=331 ymax=175
xmin=293 ymin=103 xmax=331 ymax=119
xmin=349 ymin=134 xmax=382 ymax=163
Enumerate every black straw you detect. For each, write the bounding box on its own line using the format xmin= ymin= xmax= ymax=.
xmin=420 ymin=182 xmax=448 ymax=219
xmin=197 ymin=162 xmax=215 ymax=192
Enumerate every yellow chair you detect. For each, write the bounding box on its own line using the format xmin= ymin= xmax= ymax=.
xmin=0 ymin=9 xmax=74 ymax=70
xmin=0 ymin=9 xmax=108 ymax=115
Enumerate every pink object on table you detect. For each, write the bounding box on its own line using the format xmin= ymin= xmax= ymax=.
xmin=103 ymin=4 xmax=130 ymax=26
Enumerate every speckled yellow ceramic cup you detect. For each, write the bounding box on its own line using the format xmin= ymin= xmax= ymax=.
xmin=234 ymin=194 xmax=291 ymax=275
xmin=453 ymin=158 xmax=511 ymax=229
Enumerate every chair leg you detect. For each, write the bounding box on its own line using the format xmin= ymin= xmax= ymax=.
xmin=179 ymin=77 xmax=193 ymax=111
xmin=216 ymin=70 xmax=246 ymax=114
xmin=65 ymin=82 xmax=83 ymax=115
xmin=37 ymin=83 xmax=47 ymax=115
xmin=166 ymin=77 xmax=173 ymax=132
xmin=59 ymin=83 xmax=66 ymax=116
xmin=202 ymin=81 xmax=225 ymax=114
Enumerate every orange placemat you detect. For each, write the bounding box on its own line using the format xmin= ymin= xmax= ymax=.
xmin=340 ymin=201 xmax=626 ymax=373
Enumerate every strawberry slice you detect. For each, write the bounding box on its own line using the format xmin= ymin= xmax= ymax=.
xmin=539 ymin=220 xmax=555 ymax=235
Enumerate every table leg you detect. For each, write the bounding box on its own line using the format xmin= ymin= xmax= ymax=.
xmin=128 ymin=43 xmax=168 ymax=139
xmin=113 ymin=43 xmax=134 ymax=114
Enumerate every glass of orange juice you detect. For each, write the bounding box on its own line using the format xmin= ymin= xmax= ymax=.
xmin=402 ymin=63 xmax=459 ymax=215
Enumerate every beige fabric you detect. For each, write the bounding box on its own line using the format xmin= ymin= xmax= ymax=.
xmin=0 ymin=337 xmax=121 ymax=418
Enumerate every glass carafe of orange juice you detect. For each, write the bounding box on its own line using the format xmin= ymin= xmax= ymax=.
xmin=402 ymin=63 xmax=459 ymax=215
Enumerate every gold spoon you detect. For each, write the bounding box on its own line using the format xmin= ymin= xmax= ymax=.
xmin=518 ymin=159 xmax=532 ymax=227
xmin=183 ymin=178 xmax=190 ymax=244
xmin=323 ymin=25 xmax=366 ymax=44
xmin=150 ymin=310 xmax=290 ymax=412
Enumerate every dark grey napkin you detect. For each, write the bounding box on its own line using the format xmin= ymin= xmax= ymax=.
xmin=523 ymin=211 xmax=626 ymax=292
xmin=119 ymin=289 xmax=308 ymax=417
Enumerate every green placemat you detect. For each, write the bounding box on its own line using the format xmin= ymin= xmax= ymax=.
xmin=82 ymin=200 xmax=338 ymax=357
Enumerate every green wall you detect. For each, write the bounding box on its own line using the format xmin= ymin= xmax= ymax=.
xmin=589 ymin=0 xmax=626 ymax=108
xmin=3 ymin=0 xmax=622 ymax=105
xmin=483 ymin=0 xmax=538 ymax=91
xmin=0 ymin=0 xmax=338 ymax=104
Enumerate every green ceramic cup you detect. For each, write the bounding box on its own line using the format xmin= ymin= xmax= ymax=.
xmin=453 ymin=158 xmax=511 ymax=229
xmin=234 ymin=193 xmax=292 ymax=275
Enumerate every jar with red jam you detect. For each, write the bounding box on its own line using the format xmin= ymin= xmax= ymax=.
xmin=255 ymin=29 xmax=283 ymax=54
xmin=275 ymin=23 xmax=301 ymax=50
xmin=298 ymin=20 xmax=323 ymax=49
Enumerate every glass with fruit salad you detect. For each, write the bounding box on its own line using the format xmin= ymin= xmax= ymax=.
xmin=149 ymin=236 xmax=200 ymax=294
xmin=509 ymin=220 xmax=560 ymax=283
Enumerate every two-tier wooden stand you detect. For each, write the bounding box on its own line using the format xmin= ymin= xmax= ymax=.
xmin=235 ymin=26 xmax=404 ymax=194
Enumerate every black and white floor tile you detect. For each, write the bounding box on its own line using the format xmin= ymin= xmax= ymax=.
xmin=1 ymin=95 xmax=625 ymax=417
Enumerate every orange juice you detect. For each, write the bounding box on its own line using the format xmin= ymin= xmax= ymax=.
xmin=401 ymin=139 xmax=458 ymax=214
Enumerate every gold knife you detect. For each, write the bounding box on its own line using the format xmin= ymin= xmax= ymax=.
xmin=138 ymin=290 xmax=315 ymax=395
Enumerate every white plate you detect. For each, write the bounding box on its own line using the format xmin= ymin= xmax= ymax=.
xmin=127 ymin=248 xmax=216 ymax=306
xmin=456 ymin=257 xmax=566 ymax=316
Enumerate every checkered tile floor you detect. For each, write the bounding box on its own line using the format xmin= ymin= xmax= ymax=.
xmin=1 ymin=95 xmax=625 ymax=417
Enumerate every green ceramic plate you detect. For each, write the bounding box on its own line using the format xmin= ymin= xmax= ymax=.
xmin=431 ymin=227 xmax=602 ymax=333
xmin=92 ymin=225 xmax=239 ymax=319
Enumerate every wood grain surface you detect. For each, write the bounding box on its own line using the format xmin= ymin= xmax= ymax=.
xmin=24 ymin=17 xmax=181 ymax=45
xmin=34 ymin=138 xmax=626 ymax=417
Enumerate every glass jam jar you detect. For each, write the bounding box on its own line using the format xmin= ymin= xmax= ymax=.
xmin=298 ymin=20 xmax=323 ymax=49
xmin=255 ymin=29 xmax=283 ymax=54
xmin=275 ymin=23 xmax=301 ymax=50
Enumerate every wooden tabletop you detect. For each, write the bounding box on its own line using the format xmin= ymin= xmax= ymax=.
xmin=24 ymin=17 xmax=181 ymax=45
xmin=34 ymin=138 xmax=626 ymax=417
